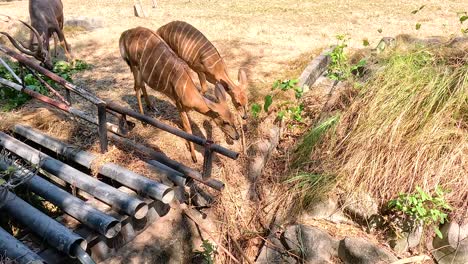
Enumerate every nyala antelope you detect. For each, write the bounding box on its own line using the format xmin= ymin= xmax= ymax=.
xmin=157 ymin=21 xmax=248 ymax=119
xmin=119 ymin=27 xmax=239 ymax=163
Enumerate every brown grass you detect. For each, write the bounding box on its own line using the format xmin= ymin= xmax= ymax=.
xmin=295 ymin=43 xmax=468 ymax=221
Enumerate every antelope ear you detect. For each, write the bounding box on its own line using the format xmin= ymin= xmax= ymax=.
xmin=214 ymin=83 xmax=227 ymax=103
xmin=238 ymin=68 xmax=247 ymax=86
xmin=203 ymin=97 xmax=220 ymax=115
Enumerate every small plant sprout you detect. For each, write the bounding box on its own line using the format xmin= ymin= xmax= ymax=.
xmin=459 ymin=12 xmax=468 ymax=34
xmin=326 ymin=35 xmax=367 ymax=81
xmin=194 ymin=239 xmax=217 ymax=264
xmin=388 ymin=186 xmax=452 ymax=239
xmin=250 ymin=78 xmax=305 ymax=122
xmin=411 ymin=5 xmax=426 ymax=14
xmin=362 ymin=38 xmax=370 ymax=47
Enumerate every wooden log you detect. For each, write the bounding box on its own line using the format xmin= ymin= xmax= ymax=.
xmin=108 ymin=132 xmax=225 ymax=191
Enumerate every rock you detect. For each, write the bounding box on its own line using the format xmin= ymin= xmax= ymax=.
xmin=255 ymin=235 xmax=295 ymax=264
xmin=338 ymin=237 xmax=398 ymax=264
xmin=133 ymin=3 xmax=146 ymax=17
xmin=65 ymin=17 xmax=103 ymax=31
xmin=389 ymin=221 xmax=423 ymax=254
xmin=283 ymin=225 xmax=339 ymax=263
xmin=341 ymin=192 xmax=378 ymax=222
xmin=432 ymin=222 xmax=468 ymax=264
xmin=298 ymin=47 xmax=333 ymax=88
xmin=302 ymin=195 xmax=350 ymax=223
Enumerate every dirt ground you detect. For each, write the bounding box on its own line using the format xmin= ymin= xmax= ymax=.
xmin=1 ymin=0 xmax=467 ymax=263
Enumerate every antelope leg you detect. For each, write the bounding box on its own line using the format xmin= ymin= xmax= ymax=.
xmin=132 ymin=67 xmax=145 ymax=115
xmin=198 ymin=72 xmax=208 ymax=94
xmin=179 ymin=110 xmax=197 ymax=163
xmin=53 ymin=33 xmax=58 ymax=57
xmin=57 ymin=29 xmax=73 ymax=61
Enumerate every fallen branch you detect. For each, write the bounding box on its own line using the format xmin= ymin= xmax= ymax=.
xmin=390 ymin=255 xmax=431 ymax=264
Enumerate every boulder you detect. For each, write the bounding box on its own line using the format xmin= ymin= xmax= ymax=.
xmin=389 ymin=221 xmax=423 ymax=254
xmin=283 ymin=225 xmax=340 ymax=263
xmin=338 ymin=237 xmax=398 ymax=264
xmin=65 ymin=17 xmax=103 ymax=31
xmin=341 ymin=192 xmax=378 ymax=222
xmin=255 ymin=235 xmax=295 ymax=264
xmin=302 ymin=195 xmax=350 ymax=223
xmin=432 ymin=222 xmax=468 ymax=264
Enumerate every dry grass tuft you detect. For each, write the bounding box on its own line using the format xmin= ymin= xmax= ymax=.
xmin=295 ymin=43 xmax=468 ymax=220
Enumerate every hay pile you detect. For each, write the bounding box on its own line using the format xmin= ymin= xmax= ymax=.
xmin=294 ymin=44 xmax=467 ymax=219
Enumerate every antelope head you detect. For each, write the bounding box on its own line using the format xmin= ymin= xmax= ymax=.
xmin=0 ymin=19 xmax=51 ymax=69
xmin=204 ymin=84 xmax=240 ymax=140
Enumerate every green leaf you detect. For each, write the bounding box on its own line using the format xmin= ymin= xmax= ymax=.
xmin=251 ymin=103 xmax=261 ymax=118
xmin=460 ymin=15 xmax=468 ymax=23
xmin=277 ymin=110 xmax=286 ymax=120
xmin=272 ymin=80 xmax=280 ymax=90
xmin=411 ymin=5 xmax=425 ymax=14
xmin=362 ymin=39 xmax=370 ymax=46
xmin=434 ymin=227 xmax=443 ymax=239
xmin=415 ymin=23 xmax=422 ymax=30
xmin=263 ymin=95 xmax=273 ymax=112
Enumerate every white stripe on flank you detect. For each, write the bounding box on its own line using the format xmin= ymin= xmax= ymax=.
xmin=162 ymin=62 xmax=175 ymax=92
xmin=203 ymin=51 xmax=219 ymax=62
xmin=178 ymin=23 xmax=189 ymax=57
xmin=139 ymin=35 xmax=152 ymax=66
xmin=189 ymin=35 xmax=209 ymax=63
xmin=206 ymin=58 xmax=221 ymax=69
xmin=141 ymin=41 xmax=158 ymax=75
xmin=147 ymin=46 xmax=165 ymax=84
xmin=134 ymin=31 xmax=142 ymax=58
xmin=155 ymin=53 xmax=170 ymax=88
xmin=173 ymin=64 xmax=184 ymax=93
xmin=171 ymin=23 xmax=179 ymax=47
xmin=185 ymin=33 xmax=203 ymax=62
xmin=181 ymin=77 xmax=188 ymax=98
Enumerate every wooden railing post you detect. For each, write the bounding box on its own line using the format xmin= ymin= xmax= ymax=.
xmin=97 ymin=104 xmax=108 ymax=153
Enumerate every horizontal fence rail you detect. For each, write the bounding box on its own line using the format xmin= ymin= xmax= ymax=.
xmin=106 ymin=101 xmax=239 ymax=160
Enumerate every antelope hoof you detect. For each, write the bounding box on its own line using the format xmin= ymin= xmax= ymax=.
xmin=146 ymin=104 xmax=159 ymax=114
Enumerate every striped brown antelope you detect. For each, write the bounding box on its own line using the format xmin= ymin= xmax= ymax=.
xmin=119 ymin=27 xmax=239 ymax=163
xmin=156 ymin=21 xmax=248 ymax=119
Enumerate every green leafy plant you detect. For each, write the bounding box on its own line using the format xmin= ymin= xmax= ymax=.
xmin=0 ymin=59 xmax=90 ymax=111
xmin=193 ymin=239 xmax=217 ymax=264
xmin=326 ymin=35 xmax=367 ymax=81
xmin=251 ymin=103 xmax=261 ymax=118
xmin=388 ymin=186 xmax=452 ymax=239
xmin=459 ymin=12 xmax=468 ymax=34
xmin=250 ymin=78 xmax=305 ymax=122
xmin=53 ymin=59 xmax=90 ymax=82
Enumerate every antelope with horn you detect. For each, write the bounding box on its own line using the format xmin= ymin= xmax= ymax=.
xmin=29 ymin=0 xmax=73 ymax=65
xmin=0 ymin=16 xmax=52 ymax=69
xmin=119 ymin=27 xmax=239 ymax=163
xmin=156 ymin=21 xmax=249 ymax=119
